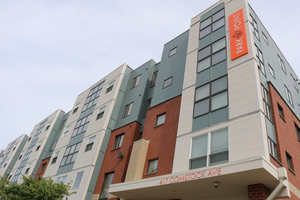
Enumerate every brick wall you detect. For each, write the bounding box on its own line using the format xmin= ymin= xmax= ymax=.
xmin=248 ymin=183 xmax=270 ymax=200
xmin=142 ymin=95 xmax=181 ymax=179
xmin=93 ymin=121 xmax=141 ymax=195
xmin=268 ymin=83 xmax=300 ymax=191
xmin=34 ymin=157 xmax=51 ymax=179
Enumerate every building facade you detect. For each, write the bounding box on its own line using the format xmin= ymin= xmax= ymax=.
xmin=1 ymin=0 xmax=300 ymax=200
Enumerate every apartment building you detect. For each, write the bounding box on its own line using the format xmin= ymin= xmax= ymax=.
xmin=1 ymin=0 xmax=300 ymax=200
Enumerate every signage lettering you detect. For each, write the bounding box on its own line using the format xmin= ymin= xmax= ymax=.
xmin=229 ymin=9 xmax=249 ymax=60
xmin=159 ymin=168 xmax=221 ymax=185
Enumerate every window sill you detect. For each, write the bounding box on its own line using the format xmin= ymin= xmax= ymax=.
xmin=288 ymin=168 xmax=296 ymax=175
xmin=270 ymin=154 xmax=283 ymax=166
xmin=279 ymin=115 xmax=286 ymax=123
xmin=145 ymin=171 xmax=156 ymax=176
xmin=111 ymin=147 xmax=121 ymax=151
xmin=154 ymin=123 xmax=164 ymax=128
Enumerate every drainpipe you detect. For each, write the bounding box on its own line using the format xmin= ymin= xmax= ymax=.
xmin=266 ymin=167 xmax=289 ymax=200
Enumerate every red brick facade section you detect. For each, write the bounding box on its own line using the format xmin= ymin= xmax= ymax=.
xmin=268 ymin=83 xmax=300 ymax=190
xmin=93 ymin=121 xmax=141 ymax=195
xmin=142 ymin=95 xmax=181 ymax=179
xmin=34 ymin=157 xmax=51 ymax=179
xmin=248 ymin=184 xmax=270 ymax=200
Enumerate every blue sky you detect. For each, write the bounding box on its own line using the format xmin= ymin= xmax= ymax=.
xmin=0 ymin=0 xmax=299 ymax=150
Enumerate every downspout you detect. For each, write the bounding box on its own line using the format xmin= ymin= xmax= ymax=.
xmin=266 ymin=168 xmax=290 ymax=200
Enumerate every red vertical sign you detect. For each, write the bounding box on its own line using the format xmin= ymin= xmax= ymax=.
xmin=229 ymin=9 xmax=249 ymax=60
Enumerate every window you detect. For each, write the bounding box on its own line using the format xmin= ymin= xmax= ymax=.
xmin=3 ymin=161 xmax=7 ymax=168
xmin=96 ymin=106 xmax=106 ymax=120
xmin=45 ymin=121 xmax=52 ymax=131
xmin=36 ymin=141 xmax=42 ymax=151
xmin=198 ymin=37 xmax=226 ymax=72
xmin=51 ymin=151 xmax=60 ymax=164
xmin=194 ymin=76 xmax=228 ymax=117
xmin=278 ymin=55 xmax=286 ymax=74
xmin=63 ymin=126 xmax=71 ymax=137
xmin=284 ymin=85 xmax=294 ymax=106
xmin=199 ymin=9 xmax=225 ymax=39
xmin=190 ymin=128 xmax=228 ymax=169
xmin=8 ymin=170 xmax=14 ymax=180
xmin=298 ymin=104 xmax=300 ymax=113
xmin=73 ymin=103 xmax=80 ymax=114
xmin=291 ymin=74 xmax=299 ymax=92
xmin=100 ymin=172 xmax=114 ymax=199
xmin=106 ymin=80 xmax=115 ymax=93
xmin=262 ymin=32 xmax=268 ymax=44
xmin=261 ymin=85 xmax=273 ymax=122
xmin=22 ymin=145 xmax=35 ymax=161
xmin=295 ymin=123 xmax=300 ymax=142
xmin=144 ymin=98 xmax=152 ymax=118
xmin=131 ymin=75 xmax=141 ymax=89
xmin=50 ymin=140 xmax=57 ymax=151
xmin=122 ymin=102 xmax=133 ymax=118
xmin=72 ymin=171 xmax=84 ymax=189
xmin=269 ymin=64 xmax=275 ymax=78
xmin=85 ymin=136 xmax=96 ymax=152
xmin=163 ymin=77 xmax=173 ymax=88
xmin=147 ymin=159 xmax=158 ymax=174
xmin=12 ymin=147 xmax=16 ymax=151
xmin=1 ymin=154 xmax=4 ymax=158
xmin=169 ymin=47 xmax=177 ymax=57
xmin=72 ymin=114 xmax=92 ymax=137
xmin=25 ymin=163 xmax=32 ymax=174
xmin=156 ymin=113 xmax=166 ymax=126
xmin=12 ymin=166 xmax=24 ymax=182
xmin=255 ymin=45 xmax=266 ymax=75
xmin=268 ymin=137 xmax=278 ymax=159
xmin=57 ymin=175 xmax=67 ymax=184
xmin=286 ymin=152 xmax=294 ymax=171
xmin=32 ymin=120 xmax=47 ymax=142
xmin=278 ymin=104 xmax=284 ymax=119
xmin=113 ymin=134 xmax=124 ymax=149
xmin=19 ymin=151 xmax=24 ymax=160
xmin=82 ymin=81 xmax=104 ymax=112
xmin=60 ymin=142 xmax=81 ymax=167
xmin=28 ymin=137 xmax=31 ymax=142
xmin=151 ymin=71 xmax=158 ymax=87
xmin=40 ymin=163 xmax=47 ymax=174
xmin=250 ymin=14 xmax=259 ymax=39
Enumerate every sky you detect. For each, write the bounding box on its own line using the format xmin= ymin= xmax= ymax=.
xmin=0 ymin=0 xmax=299 ymax=150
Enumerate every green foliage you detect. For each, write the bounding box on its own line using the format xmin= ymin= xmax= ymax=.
xmin=0 ymin=175 xmax=75 ymax=200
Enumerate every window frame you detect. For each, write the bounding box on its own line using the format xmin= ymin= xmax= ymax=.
xmin=290 ymin=74 xmax=299 ymax=92
xmin=163 ymin=77 xmax=173 ymax=89
xmin=60 ymin=142 xmax=81 ymax=167
xmin=197 ymin=37 xmax=226 ymax=73
xmin=284 ymin=85 xmax=294 ymax=107
xmin=268 ymin=137 xmax=278 ymax=160
xmin=278 ymin=55 xmax=286 ymax=74
xmin=99 ymin=172 xmax=114 ymax=199
xmin=122 ymin=102 xmax=134 ymax=118
xmin=255 ymin=44 xmax=266 ymax=75
xmin=113 ymin=134 xmax=124 ymax=150
xmin=169 ymin=47 xmax=177 ymax=57
xmin=73 ymin=103 xmax=80 ymax=114
xmin=85 ymin=136 xmax=96 ymax=152
xmin=96 ymin=106 xmax=106 ymax=120
xmin=190 ymin=128 xmax=228 ymax=170
xmin=51 ymin=151 xmax=60 ymax=164
xmin=151 ymin=71 xmax=158 ymax=87
xmin=72 ymin=114 xmax=92 ymax=137
xmin=72 ymin=171 xmax=84 ymax=189
xmin=250 ymin=14 xmax=259 ymax=39
xmin=50 ymin=140 xmax=57 ymax=151
xmin=278 ymin=103 xmax=284 ymax=120
xmin=106 ymin=80 xmax=115 ymax=93
xmin=295 ymin=123 xmax=300 ymax=142
xmin=194 ymin=75 xmax=228 ymax=118
xmin=199 ymin=9 xmax=225 ymax=39
xmin=268 ymin=64 xmax=275 ymax=79
xmin=262 ymin=32 xmax=268 ymax=44
xmin=261 ymin=85 xmax=273 ymax=122
xmin=82 ymin=81 xmax=104 ymax=112
xmin=156 ymin=113 xmax=166 ymax=126
xmin=147 ymin=158 xmax=158 ymax=174
xmin=131 ymin=74 xmax=141 ymax=89
xmin=286 ymin=152 xmax=294 ymax=172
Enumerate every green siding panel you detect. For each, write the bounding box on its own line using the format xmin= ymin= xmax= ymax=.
xmin=210 ymin=107 xmax=228 ymax=126
xmin=192 ymin=114 xmax=209 ymax=131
